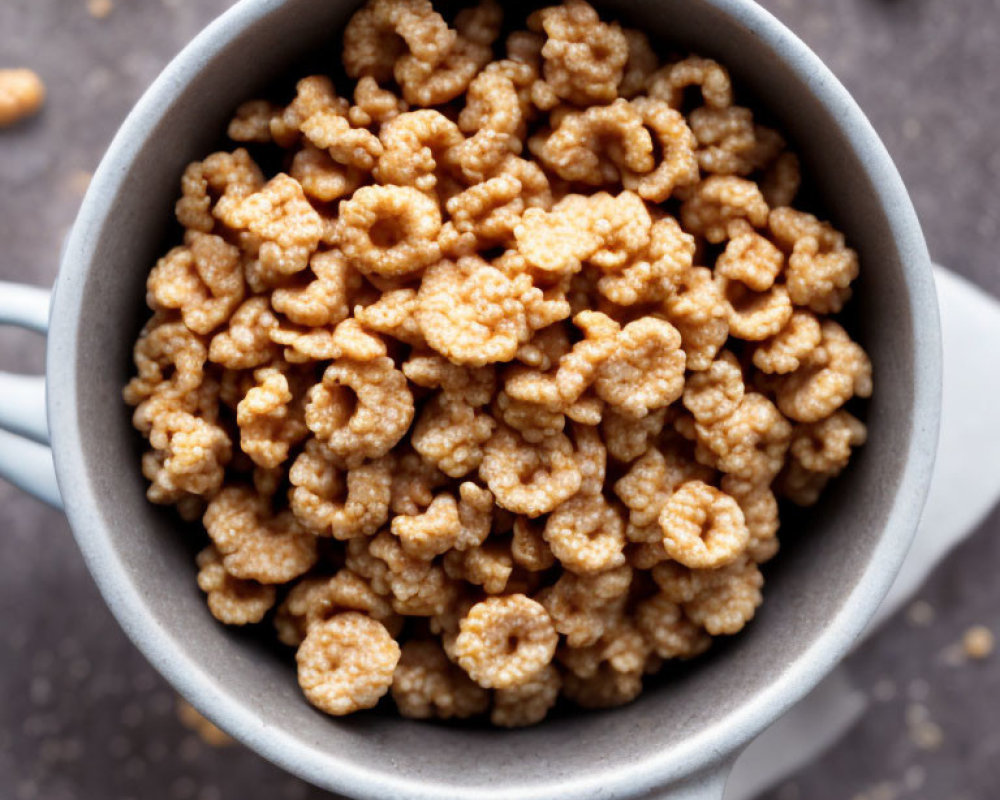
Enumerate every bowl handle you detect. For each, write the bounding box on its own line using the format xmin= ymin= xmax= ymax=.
xmin=0 ymin=281 xmax=62 ymax=508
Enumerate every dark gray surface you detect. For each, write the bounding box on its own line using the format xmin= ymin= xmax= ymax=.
xmin=0 ymin=0 xmax=997 ymax=798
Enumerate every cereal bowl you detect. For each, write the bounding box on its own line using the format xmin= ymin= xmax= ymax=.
xmin=0 ymin=0 xmax=940 ymax=797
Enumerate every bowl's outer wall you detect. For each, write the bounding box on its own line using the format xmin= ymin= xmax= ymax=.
xmin=47 ymin=0 xmax=940 ymax=798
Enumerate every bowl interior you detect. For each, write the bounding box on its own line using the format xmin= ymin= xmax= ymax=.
xmin=50 ymin=0 xmax=935 ymax=797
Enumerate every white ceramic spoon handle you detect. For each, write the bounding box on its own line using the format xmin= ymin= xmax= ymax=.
xmin=0 ymin=281 xmax=62 ymax=508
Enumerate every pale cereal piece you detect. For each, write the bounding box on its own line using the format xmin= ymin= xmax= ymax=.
xmin=614 ymin=446 xmax=713 ymax=528
xmin=544 ymin=494 xmax=626 ymax=574
xmin=392 ymin=640 xmax=489 ymax=719
xmin=456 ymin=61 xmax=527 ymax=168
xmin=144 ymin=410 xmax=232 ymax=500
xmin=342 ymin=0 xmax=456 ymax=82
xmin=492 ymin=663 xmax=560 ymax=727
xmin=752 ymin=309 xmax=822 ymax=374
xmin=175 ymin=149 xmax=264 ymax=233
xmin=271 ymin=249 xmax=356 ymax=328
xmin=454 ymin=481 xmax=496 ymax=550
xmin=622 ymin=97 xmax=699 ymax=202
xmin=203 ymin=486 xmax=317 ymax=584
xmin=196 ymin=545 xmax=276 ymax=625
xmin=596 ymin=215 xmax=696 ymax=306
xmin=569 ymin=423 xmax=606 ymax=497
xmin=417 ymin=257 xmax=530 ymax=367
xmin=304 ymin=356 xmax=414 ymax=465
xmin=662 ymin=266 xmax=730 ymax=371
xmin=681 ymin=175 xmax=770 ymax=244
xmin=962 ymin=626 xmax=995 ymax=660
xmin=760 ymin=151 xmax=801 ymax=208
xmin=514 ymin=323 xmax=571 ymax=373
xmin=716 ymin=277 xmax=793 ymax=341
xmin=772 ymin=320 xmax=872 ymax=423
xmin=389 ymin=450 xmax=449 ymax=515
xmin=348 ymin=76 xmax=407 ymax=127
xmin=511 ymin=516 xmax=557 ymax=571
xmin=208 ymin=297 xmax=280 ymax=369
xmin=627 ymin=538 xmax=671 ymax=569
xmin=562 ymin=662 xmax=643 ymax=709
xmin=537 ymin=565 xmax=631 ymax=647
xmin=682 ymin=350 xmax=744 ymax=426
xmin=214 ymin=173 xmax=324 ymax=279
xmin=335 ymin=185 xmax=442 ymax=278
xmin=289 ymin=146 xmax=364 ymax=203
xmin=268 ymin=322 xmax=340 ymax=364
xmin=480 ymin=425 xmax=582 ymax=517
xmin=635 ymin=592 xmax=711 ymax=660
xmin=395 ymin=30 xmax=495 ymax=107
xmin=296 ymin=612 xmax=400 ymax=716
xmin=444 ymin=542 xmax=514 ymax=594
xmin=559 ymin=618 xmax=649 ymax=680
xmin=402 ymin=352 xmax=497 ymax=406
xmin=327 ymin=317 xmax=389 ymax=361
xmin=300 ymin=109 xmax=383 ymax=171
xmin=227 ymin=99 xmax=277 ymax=143
xmin=549 ymin=310 xmax=621 ymax=404
xmin=647 ymin=56 xmax=732 ymax=110
xmin=768 ymin=205 xmax=845 ymax=251
xmin=445 ymin=174 xmax=524 ymax=246
xmin=688 ymin=105 xmax=754 ymax=174
xmin=658 ymin=480 xmax=748 ymax=569
xmin=569 ymin=191 xmax=651 ymax=270
xmin=392 ymin=493 xmax=462 ymax=558
xmin=146 ymin=233 xmax=244 ymax=336
xmin=0 ymin=68 xmax=45 ymax=127
xmin=619 ymin=29 xmax=659 ymax=99
xmin=530 ymin=100 xmax=653 ymax=185
xmin=375 ymin=109 xmax=463 ymax=191
xmin=594 ymin=316 xmax=686 ymax=419
xmin=411 ymin=392 xmax=496 ymax=477
xmin=494 ymin=389 xmax=565 ymax=443
xmin=270 ymin=75 xmax=350 ymax=148
xmin=683 ymin=558 xmax=763 ymax=636
xmin=236 ymin=367 xmax=309 ymax=469
xmin=694 ymin=392 xmax=792 ymax=481
xmin=602 ymin=406 xmax=667 ymax=463
xmin=530 ymin=0 xmax=628 ymax=105
xmin=496 ymin=154 xmax=554 ymax=210
xmin=716 ymin=223 xmax=784 ymax=292
xmin=514 ymin=206 xmax=599 ymax=277
xmin=124 ymin=318 xmax=207 ymax=404
xmin=790 ymin=410 xmax=867 ymax=473
xmin=720 ymin=474 xmax=780 ymax=563
xmin=274 ymin=570 xmax=401 ymax=648
xmin=454 ymin=595 xmax=558 ymax=689
xmin=354 ymin=288 xmax=426 ymax=347
xmin=288 ymin=439 xmax=392 ymax=538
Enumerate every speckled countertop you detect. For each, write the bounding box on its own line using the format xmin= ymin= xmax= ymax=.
xmin=1 ymin=1 xmax=998 ymax=798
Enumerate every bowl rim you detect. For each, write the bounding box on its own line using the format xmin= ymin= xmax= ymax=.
xmin=47 ymin=0 xmax=942 ymax=797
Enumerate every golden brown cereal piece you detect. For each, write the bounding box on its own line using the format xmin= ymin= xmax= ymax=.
xmin=392 ymin=640 xmax=490 ymax=719
xmin=143 ymin=410 xmax=231 ymax=501
xmin=146 ymin=233 xmax=244 ymax=336
xmin=342 ymin=0 xmax=456 ymax=83
xmin=271 ymin=250 xmax=356 ymax=328
xmin=270 ymin=76 xmax=350 ymax=148
xmin=647 ymin=56 xmax=732 ymax=110
xmin=417 ymin=257 xmax=530 ymax=367
xmin=349 ymin=76 xmax=408 ymax=127
xmin=790 ymin=410 xmax=867 ymax=473
xmin=716 ymin=224 xmax=784 ymax=292
xmin=683 ymin=350 xmax=744 ymax=426
xmin=538 ymin=565 xmax=631 ymax=647
xmin=175 ymin=149 xmax=265 ymax=234
xmin=530 ymin=0 xmax=628 ymax=105
xmin=511 ymin=516 xmax=557 ymax=571
xmin=124 ymin=318 xmax=207 ymax=404
xmin=288 ymin=439 xmax=392 ymax=538
xmin=772 ymin=320 xmax=872 ymax=423
xmin=664 ymin=557 xmax=763 ymax=635
xmin=761 ymin=151 xmax=801 ymax=208
xmin=494 ymin=391 xmax=567 ymax=444
xmin=619 ymin=29 xmax=658 ymax=98
xmin=568 ymin=191 xmax=651 ymax=270
xmin=693 ymin=392 xmax=792 ymax=482
xmin=716 ymin=277 xmax=793 ymax=341
xmin=300 ymin=109 xmax=383 ymax=171
xmin=634 ymin=592 xmax=710 ymax=659
xmin=531 ymin=100 xmax=653 ymax=185
xmin=480 ymin=425 xmax=582 ymax=516
xmin=236 ymin=366 xmax=309 ymax=469
xmin=355 ymin=288 xmax=425 ymax=347
xmin=492 ymin=663 xmax=560 ymax=727
xmin=389 ymin=450 xmax=449 ymax=515
xmin=602 ymin=407 xmax=667 ymax=463
xmin=227 ymin=99 xmax=277 ymax=143
xmin=687 ymin=106 xmax=782 ymax=177
xmin=721 ymin=474 xmax=780 ymax=562
xmin=196 ymin=545 xmax=276 ymax=625
xmin=614 ymin=446 xmax=713 ymax=528
xmin=445 ymin=174 xmax=525 ymax=246
xmin=596 ymin=215 xmax=695 ymax=306
xmin=658 ymin=480 xmax=748 ymax=569
xmin=594 ymin=316 xmax=686 ymax=419
xmin=558 ymin=618 xmax=649 ymax=681
xmin=412 ymin=392 xmax=496 ymax=477
xmin=208 ymin=297 xmax=280 ymax=369
xmin=392 ymin=493 xmax=463 ymax=558
xmin=544 ymin=494 xmax=626 ymax=574
xmin=444 ymin=542 xmax=514 ymax=594
xmin=335 ymin=185 xmax=442 ymax=278
xmin=773 ymin=460 xmax=829 ymax=507
xmin=403 ymin=352 xmax=497 ymax=406
xmin=304 ymin=356 xmax=415 ymax=465
xmin=681 ymin=176 xmax=769 ymax=244
xmin=663 ymin=266 xmax=730 ymax=370
xmin=0 ymin=68 xmax=45 ymax=127
xmin=375 ymin=109 xmax=463 ymax=191
xmin=296 ymin=612 xmax=400 ymax=715
xmin=514 ymin=205 xmax=601 ymax=277
xmin=454 ymin=595 xmax=558 ymax=689
xmin=752 ymin=309 xmax=823 ymax=374
xmin=289 ymin=146 xmax=364 ymax=202
xmin=562 ymin=662 xmax=642 ymax=709
xmin=622 ymin=97 xmax=699 ymax=202
xmin=203 ymin=487 xmax=317 ymax=584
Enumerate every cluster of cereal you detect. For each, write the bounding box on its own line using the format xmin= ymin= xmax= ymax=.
xmin=124 ymin=0 xmax=872 ymax=726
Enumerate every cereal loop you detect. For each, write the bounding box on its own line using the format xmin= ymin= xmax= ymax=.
xmin=658 ymin=480 xmax=748 ymax=569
